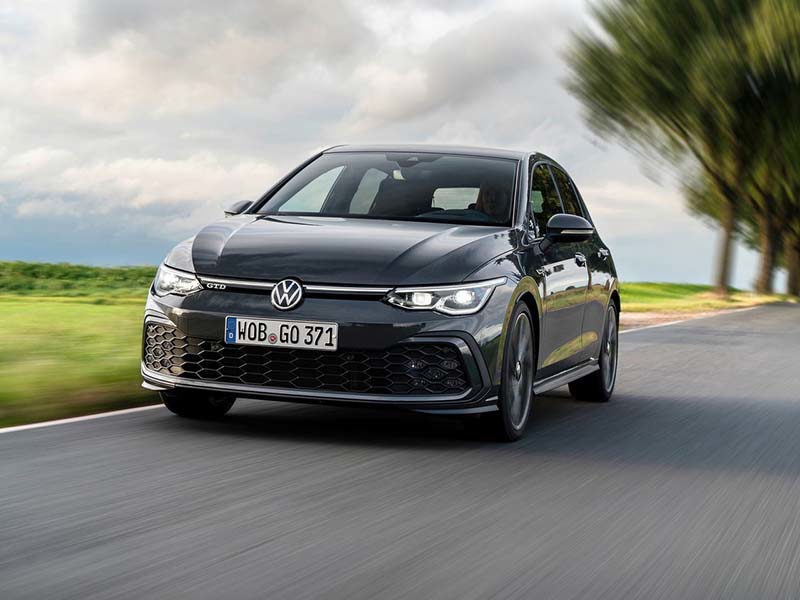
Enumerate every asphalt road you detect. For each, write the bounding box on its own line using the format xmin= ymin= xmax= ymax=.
xmin=2 ymin=304 xmax=800 ymax=600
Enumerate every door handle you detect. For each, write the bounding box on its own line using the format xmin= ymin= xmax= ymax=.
xmin=535 ymin=267 xmax=551 ymax=277
xmin=597 ymin=248 xmax=610 ymax=260
xmin=574 ymin=253 xmax=587 ymax=267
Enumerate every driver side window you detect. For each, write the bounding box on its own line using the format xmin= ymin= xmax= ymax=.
xmin=530 ymin=164 xmax=562 ymax=235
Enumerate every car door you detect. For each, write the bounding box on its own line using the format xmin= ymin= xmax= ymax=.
xmin=528 ymin=162 xmax=588 ymax=380
xmin=550 ymin=166 xmax=595 ymax=363
xmin=569 ymin=176 xmax=614 ymax=363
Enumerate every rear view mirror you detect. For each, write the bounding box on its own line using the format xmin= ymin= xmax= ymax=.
xmin=224 ymin=200 xmax=252 ymax=217
xmin=540 ymin=213 xmax=594 ymax=251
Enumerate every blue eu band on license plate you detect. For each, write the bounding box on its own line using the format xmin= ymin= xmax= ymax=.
xmin=225 ymin=316 xmax=338 ymax=351
xmin=225 ymin=316 xmax=237 ymax=343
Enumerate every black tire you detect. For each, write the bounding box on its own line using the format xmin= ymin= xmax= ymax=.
xmin=160 ymin=390 xmax=236 ymax=419
xmin=474 ymin=302 xmax=536 ymax=442
xmin=569 ymin=303 xmax=619 ymax=403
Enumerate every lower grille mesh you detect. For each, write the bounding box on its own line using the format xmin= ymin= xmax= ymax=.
xmin=143 ymin=321 xmax=470 ymax=396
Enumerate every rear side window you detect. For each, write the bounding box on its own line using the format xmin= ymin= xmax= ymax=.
xmin=551 ymin=167 xmax=583 ymax=217
xmin=530 ymin=164 xmax=562 ymax=231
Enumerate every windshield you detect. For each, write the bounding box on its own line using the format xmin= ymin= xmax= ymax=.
xmin=257 ymin=152 xmax=517 ymax=226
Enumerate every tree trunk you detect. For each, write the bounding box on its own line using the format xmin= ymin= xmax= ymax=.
xmin=714 ymin=200 xmax=736 ymax=295
xmin=787 ymin=233 xmax=800 ymax=297
xmin=755 ymin=210 xmax=778 ymax=295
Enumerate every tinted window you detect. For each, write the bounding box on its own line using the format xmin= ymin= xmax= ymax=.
xmin=572 ymin=183 xmax=592 ymax=223
xmin=551 ymin=167 xmax=583 ymax=217
xmin=530 ymin=164 xmax=562 ymax=231
xmin=258 ymin=152 xmax=517 ymax=226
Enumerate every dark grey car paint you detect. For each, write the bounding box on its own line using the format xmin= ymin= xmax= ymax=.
xmin=148 ymin=144 xmax=619 ymax=412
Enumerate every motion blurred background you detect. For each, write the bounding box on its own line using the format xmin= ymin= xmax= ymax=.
xmin=0 ymin=0 xmax=798 ymax=425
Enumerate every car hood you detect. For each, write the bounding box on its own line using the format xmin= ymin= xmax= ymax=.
xmin=189 ymin=215 xmax=514 ymax=286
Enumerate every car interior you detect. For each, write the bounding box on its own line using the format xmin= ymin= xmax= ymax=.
xmin=267 ymin=154 xmax=516 ymax=226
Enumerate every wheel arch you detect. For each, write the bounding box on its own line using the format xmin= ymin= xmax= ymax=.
xmin=492 ymin=277 xmax=543 ymax=384
xmin=610 ymin=289 xmax=621 ymax=314
xmin=518 ymin=291 xmax=541 ymax=370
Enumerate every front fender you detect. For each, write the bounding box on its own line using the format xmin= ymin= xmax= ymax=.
xmin=468 ymin=250 xmax=544 ymax=385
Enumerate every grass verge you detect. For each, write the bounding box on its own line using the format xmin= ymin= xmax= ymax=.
xmin=0 ymin=295 xmax=152 ymax=427
xmin=620 ymin=282 xmax=790 ymax=313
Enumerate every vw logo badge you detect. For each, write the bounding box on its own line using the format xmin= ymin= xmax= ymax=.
xmin=271 ymin=278 xmax=303 ymax=310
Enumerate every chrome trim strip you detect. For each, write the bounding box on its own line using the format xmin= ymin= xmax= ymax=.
xmin=305 ymin=284 xmax=391 ymax=294
xmin=198 ymin=275 xmax=510 ymax=296
xmin=199 ymin=276 xmax=275 ymax=291
xmin=198 ymin=276 xmax=391 ymax=295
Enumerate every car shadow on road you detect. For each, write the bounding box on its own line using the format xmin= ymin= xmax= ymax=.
xmin=153 ymin=388 xmax=800 ymax=477
xmin=150 ymin=391 xmax=596 ymax=449
xmin=153 ymin=392 xmax=586 ymax=449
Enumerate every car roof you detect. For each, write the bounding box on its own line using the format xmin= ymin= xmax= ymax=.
xmin=323 ymin=144 xmax=531 ymax=161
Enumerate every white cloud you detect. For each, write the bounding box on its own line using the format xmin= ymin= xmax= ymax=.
xmin=16 ymin=196 xmax=78 ymax=217
xmin=583 ymin=179 xmax=689 ymax=237
xmin=14 ymin=0 xmax=372 ymax=125
xmin=0 ymin=147 xmax=74 ymax=180
xmin=425 ymin=119 xmax=489 ymax=146
xmin=341 ymin=5 xmax=569 ymax=133
xmin=56 ymin=154 xmax=278 ymax=210
xmin=5 ymin=151 xmax=279 ymax=238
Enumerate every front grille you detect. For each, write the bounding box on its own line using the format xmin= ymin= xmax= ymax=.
xmin=143 ymin=321 xmax=470 ymax=396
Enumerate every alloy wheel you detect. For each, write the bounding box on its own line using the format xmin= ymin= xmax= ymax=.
xmin=506 ymin=311 xmax=534 ymax=430
xmin=601 ymin=306 xmax=619 ymax=392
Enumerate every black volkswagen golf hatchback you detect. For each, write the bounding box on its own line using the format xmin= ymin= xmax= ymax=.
xmin=142 ymin=145 xmax=619 ymax=441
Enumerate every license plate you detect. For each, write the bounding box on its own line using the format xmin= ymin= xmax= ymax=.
xmin=225 ymin=316 xmax=338 ymax=351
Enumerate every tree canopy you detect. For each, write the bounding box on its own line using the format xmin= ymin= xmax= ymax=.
xmin=567 ymin=0 xmax=800 ymax=295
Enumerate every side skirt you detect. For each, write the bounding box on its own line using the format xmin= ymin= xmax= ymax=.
xmin=533 ymin=360 xmax=599 ymax=395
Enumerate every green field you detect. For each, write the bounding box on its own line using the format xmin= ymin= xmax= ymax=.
xmin=0 ymin=262 xmax=156 ymax=426
xmin=619 ymin=282 xmax=789 ymax=312
xmin=0 ymin=262 xmax=789 ymax=427
xmin=0 ymin=261 xmax=155 ymax=297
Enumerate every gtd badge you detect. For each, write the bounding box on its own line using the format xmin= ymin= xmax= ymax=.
xmin=271 ymin=278 xmax=303 ymax=310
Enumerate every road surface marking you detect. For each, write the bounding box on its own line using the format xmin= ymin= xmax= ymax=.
xmin=0 ymin=405 xmax=162 ymax=434
xmin=620 ymin=305 xmax=760 ymax=335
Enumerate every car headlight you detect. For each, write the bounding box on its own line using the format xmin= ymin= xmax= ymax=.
xmin=153 ymin=264 xmax=202 ymax=297
xmin=385 ymin=277 xmax=506 ymax=316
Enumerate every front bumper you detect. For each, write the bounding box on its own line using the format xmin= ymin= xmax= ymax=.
xmin=141 ymin=286 xmax=508 ymax=413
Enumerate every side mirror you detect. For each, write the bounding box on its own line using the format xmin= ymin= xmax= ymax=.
xmin=224 ymin=200 xmax=252 ymax=217
xmin=540 ymin=213 xmax=594 ymax=252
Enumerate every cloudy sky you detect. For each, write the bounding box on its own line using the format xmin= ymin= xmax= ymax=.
xmin=0 ymin=0 xmax=771 ymax=287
